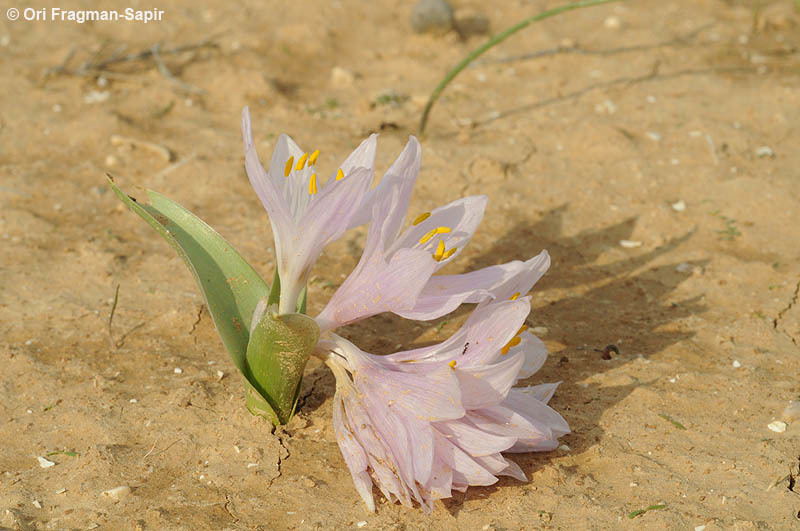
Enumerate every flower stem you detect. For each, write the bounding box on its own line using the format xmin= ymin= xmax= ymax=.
xmin=418 ymin=0 xmax=623 ymax=135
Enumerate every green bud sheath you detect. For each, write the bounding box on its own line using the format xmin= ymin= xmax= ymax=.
xmin=245 ymin=312 xmax=320 ymax=425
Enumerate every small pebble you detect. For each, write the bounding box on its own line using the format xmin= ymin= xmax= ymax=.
xmin=755 ymin=146 xmax=774 ymax=158
xmin=619 ymin=240 xmax=642 ymax=248
xmin=105 ymin=155 xmax=118 ymax=167
xmin=52 ymin=104 xmax=62 ymax=113
xmin=55 ymin=488 xmax=67 ymax=494
xmin=410 ymin=0 xmax=454 ymax=35
xmin=671 ymin=200 xmax=686 ymax=212
xmin=330 ymin=66 xmax=355 ymax=88
xmin=302 ymin=477 xmax=316 ymax=488
xmin=676 ymin=263 xmax=692 ymax=273
xmin=594 ymin=99 xmax=618 ymax=114
xmin=101 ymin=485 xmax=131 ymax=501
xmin=767 ymin=420 xmax=787 ymax=433
xmin=629 ymin=482 xmax=638 ymax=487
xmin=38 ymin=456 xmax=56 ymax=468
xmin=558 ymin=444 xmax=571 ymax=451
xmin=695 ymin=526 xmax=706 ymax=531
xmin=603 ymin=15 xmax=621 ymax=29
xmin=216 ymin=370 xmax=224 ymax=381
xmin=83 ymin=90 xmax=110 ymax=104
xmin=688 ymin=130 xmax=703 ymax=138
xmin=781 ymin=401 xmax=800 ymax=423
xmin=530 ymin=326 xmax=548 ymax=336
xmin=247 ymin=463 xmax=259 ymax=468
xmin=356 ymin=522 xmax=367 ymax=528
xmin=645 ymin=131 xmax=661 ymax=142
xmin=646 ymin=95 xmax=656 ymax=103
xmin=732 ymin=360 xmax=741 ymax=368
xmin=173 ymin=367 xmax=183 ymax=374
xmin=32 ymin=500 xmax=42 ymax=509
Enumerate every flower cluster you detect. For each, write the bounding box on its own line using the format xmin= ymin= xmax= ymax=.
xmin=242 ymin=107 xmax=569 ymax=512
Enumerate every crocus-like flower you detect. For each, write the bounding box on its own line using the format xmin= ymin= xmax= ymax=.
xmin=320 ymin=298 xmax=569 ymax=512
xmin=242 ymin=107 xmax=380 ymax=313
xmin=314 ymin=132 xmax=554 ymax=329
xmin=315 ymin=137 xmax=489 ymax=330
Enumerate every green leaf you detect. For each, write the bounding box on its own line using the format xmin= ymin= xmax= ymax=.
xmin=245 ymin=311 xmax=319 ymax=424
xmin=107 ymin=175 xmax=269 ymax=375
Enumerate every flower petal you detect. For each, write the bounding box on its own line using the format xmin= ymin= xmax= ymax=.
xmin=456 ymin=350 xmax=526 ymax=409
xmin=391 ymin=196 xmax=487 ymax=267
xmin=517 ymin=382 xmax=561 ymax=403
xmin=434 ymin=416 xmax=517 ymax=457
xmin=386 ymin=299 xmax=530 ymax=368
xmin=332 ymin=394 xmax=375 ymax=511
xmin=402 ymin=250 xmax=550 ymax=319
xmin=346 ymin=136 xmax=420 ymax=232
xmin=434 ymin=430 xmax=498 ymax=488
xmin=513 ymin=332 xmax=548 ymax=381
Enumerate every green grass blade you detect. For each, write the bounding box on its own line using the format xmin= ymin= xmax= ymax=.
xmin=418 ymin=0 xmax=622 ymax=135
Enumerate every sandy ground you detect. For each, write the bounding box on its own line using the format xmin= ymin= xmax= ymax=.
xmin=2 ymin=0 xmax=800 ymax=529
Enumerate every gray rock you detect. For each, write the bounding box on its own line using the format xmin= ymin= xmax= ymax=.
xmin=410 ymin=0 xmax=454 ymax=35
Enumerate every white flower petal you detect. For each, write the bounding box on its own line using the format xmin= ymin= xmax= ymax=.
xmin=434 ymin=416 xmax=517 ymax=457
xmin=456 ymin=351 xmax=525 ymax=409
xmin=514 ymin=332 xmax=548 ymax=380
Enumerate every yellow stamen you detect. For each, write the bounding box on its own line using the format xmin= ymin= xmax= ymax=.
xmin=308 ymin=149 xmax=320 ymax=166
xmin=517 ymin=325 xmax=528 ymax=336
xmin=419 ymin=228 xmax=437 ymax=244
xmin=501 ymin=335 xmax=522 ymax=355
xmin=434 ymin=240 xmax=445 ymax=261
xmin=509 ymin=292 xmax=520 ymax=301
xmin=441 ymin=247 xmax=457 ymax=260
xmin=295 ymin=152 xmax=309 ymax=171
xmin=308 ymin=174 xmax=317 ymax=195
xmin=412 ymin=212 xmax=431 ymax=226
xmin=284 ymin=156 xmax=294 ymax=177
xmin=419 ymin=226 xmax=450 ymax=244
xmin=448 ymin=360 xmax=457 ymax=370
xmin=336 ymin=168 xmax=345 ymax=181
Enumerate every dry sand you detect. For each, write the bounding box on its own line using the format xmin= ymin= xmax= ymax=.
xmin=1 ymin=0 xmax=799 ymax=529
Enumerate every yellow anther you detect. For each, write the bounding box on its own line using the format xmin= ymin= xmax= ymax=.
xmin=509 ymin=292 xmax=520 ymax=301
xmin=295 ymin=152 xmax=309 ymax=171
xmin=284 ymin=156 xmax=294 ymax=177
xmin=308 ymin=149 xmax=320 ymax=166
xmin=448 ymin=360 xmax=457 ymax=370
xmin=419 ymin=228 xmax=437 ymax=244
xmin=308 ymin=174 xmax=318 ymax=195
xmin=412 ymin=212 xmax=431 ymax=226
xmin=501 ymin=335 xmax=522 ymax=355
xmin=441 ymin=247 xmax=457 ymax=260
xmin=419 ymin=226 xmax=450 ymax=244
xmin=516 ymin=324 xmax=528 ymax=336
xmin=434 ymin=240 xmax=445 ymax=261
xmin=336 ymin=168 xmax=345 ymax=181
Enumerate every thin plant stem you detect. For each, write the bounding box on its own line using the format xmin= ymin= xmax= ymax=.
xmin=418 ymin=0 xmax=622 ymax=135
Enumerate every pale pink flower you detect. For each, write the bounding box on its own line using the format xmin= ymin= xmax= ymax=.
xmin=242 ymin=107 xmax=379 ymax=313
xmin=320 ymin=299 xmax=569 ymax=512
xmin=315 ymin=136 xmax=488 ymax=330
